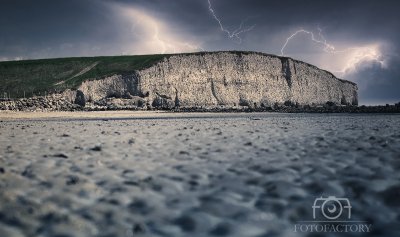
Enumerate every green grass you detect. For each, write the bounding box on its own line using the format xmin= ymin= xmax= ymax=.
xmin=0 ymin=54 xmax=177 ymax=99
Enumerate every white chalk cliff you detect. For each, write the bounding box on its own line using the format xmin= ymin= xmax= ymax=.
xmin=64 ymin=51 xmax=358 ymax=108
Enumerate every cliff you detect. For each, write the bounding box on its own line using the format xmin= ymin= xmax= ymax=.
xmin=63 ymin=51 xmax=358 ymax=108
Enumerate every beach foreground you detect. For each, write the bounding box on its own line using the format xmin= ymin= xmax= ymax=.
xmin=0 ymin=112 xmax=399 ymax=237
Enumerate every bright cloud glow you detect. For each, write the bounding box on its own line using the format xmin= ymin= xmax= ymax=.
xmin=114 ymin=5 xmax=203 ymax=55
xmin=280 ymin=26 xmax=387 ymax=79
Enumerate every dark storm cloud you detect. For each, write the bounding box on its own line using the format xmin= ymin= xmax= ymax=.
xmin=0 ymin=0 xmax=399 ymax=103
xmin=0 ymin=0 xmax=118 ymax=58
xmin=2 ymin=0 xmax=399 ymax=55
xmin=345 ymin=52 xmax=400 ymax=105
xmin=112 ymin=0 xmax=400 ymax=42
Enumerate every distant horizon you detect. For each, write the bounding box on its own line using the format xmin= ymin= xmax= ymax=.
xmin=358 ymin=99 xmax=399 ymax=106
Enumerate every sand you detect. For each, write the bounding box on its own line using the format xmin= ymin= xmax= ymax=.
xmin=0 ymin=111 xmax=399 ymax=237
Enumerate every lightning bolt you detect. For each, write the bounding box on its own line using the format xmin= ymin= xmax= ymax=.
xmin=208 ymin=0 xmax=259 ymax=44
xmin=145 ymin=27 xmax=204 ymax=54
xmin=128 ymin=1 xmax=258 ymax=54
xmin=131 ymin=17 xmax=143 ymax=36
xmin=131 ymin=16 xmax=203 ymax=54
xmin=281 ymin=25 xmax=380 ymax=73
xmin=169 ymin=41 xmax=205 ymax=52
xmin=332 ymin=49 xmax=377 ymax=73
xmin=147 ymin=27 xmax=176 ymax=54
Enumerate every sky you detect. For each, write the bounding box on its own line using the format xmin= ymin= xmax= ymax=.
xmin=1 ymin=0 xmax=399 ymax=105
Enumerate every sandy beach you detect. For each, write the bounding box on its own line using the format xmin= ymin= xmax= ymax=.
xmin=0 ymin=111 xmax=399 ymax=237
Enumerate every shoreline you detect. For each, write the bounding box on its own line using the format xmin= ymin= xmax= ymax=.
xmin=1 ymin=96 xmax=400 ymax=114
xmin=1 ymin=110 xmax=399 ymax=121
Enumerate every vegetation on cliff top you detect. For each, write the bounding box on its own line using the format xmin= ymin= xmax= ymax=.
xmin=0 ymin=54 xmax=178 ymax=99
xmin=0 ymin=51 xmax=347 ymax=99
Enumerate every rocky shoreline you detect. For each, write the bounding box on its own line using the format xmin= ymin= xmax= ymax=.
xmin=1 ymin=95 xmax=399 ymax=113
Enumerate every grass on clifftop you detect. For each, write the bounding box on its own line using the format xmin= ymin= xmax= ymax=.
xmin=0 ymin=51 xmax=341 ymax=99
xmin=0 ymin=54 xmax=177 ymax=99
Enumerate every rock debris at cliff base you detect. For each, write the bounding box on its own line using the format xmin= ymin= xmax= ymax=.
xmin=2 ymin=96 xmax=400 ymax=113
xmin=0 ymin=113 xmax=399 ymax=237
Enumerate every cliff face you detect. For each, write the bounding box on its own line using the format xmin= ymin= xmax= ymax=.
xmin=65 ymin=52 xmax=358 ymax=108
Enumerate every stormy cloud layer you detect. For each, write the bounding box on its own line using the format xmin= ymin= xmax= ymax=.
xmin=0 ymin=0 xmax=399 ymax=104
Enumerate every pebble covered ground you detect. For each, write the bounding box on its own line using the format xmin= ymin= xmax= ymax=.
xmin=0 ymin=112 xmax=399 ymax=237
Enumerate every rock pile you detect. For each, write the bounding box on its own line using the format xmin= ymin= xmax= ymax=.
xmin=171 ymin=102 xmax=400 ymax=113
xmin=0 ymin=95 xmax=83 ymax=112
xmin=0 ymin=94 xmax=152 ymax=112
xmin=1 ymin=96 xmax=399 ymax=113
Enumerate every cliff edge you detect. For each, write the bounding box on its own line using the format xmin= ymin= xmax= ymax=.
xmin=63 ymin=51 xmax=358 ymax=108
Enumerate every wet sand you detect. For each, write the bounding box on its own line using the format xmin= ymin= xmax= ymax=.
xmin=0 ymin=111 xmax=399 ymax=237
